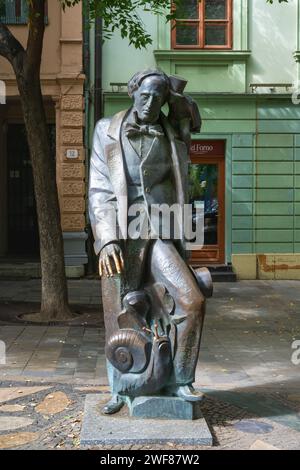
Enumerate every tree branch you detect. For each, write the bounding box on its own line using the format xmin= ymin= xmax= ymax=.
xmin=0 ymin=22 xmax=25 ymax=69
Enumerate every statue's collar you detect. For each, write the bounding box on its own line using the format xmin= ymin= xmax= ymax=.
xmin=107 ymin=109 xmax=130 ymax=141
xmin=107 ymin=107 xmax=179 ymax=141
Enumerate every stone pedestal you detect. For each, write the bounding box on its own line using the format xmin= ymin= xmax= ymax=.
xmin=80 ymin=394 xmax=213 ymax=447
xmin=128 ymin=395 xmax=202 ymax=420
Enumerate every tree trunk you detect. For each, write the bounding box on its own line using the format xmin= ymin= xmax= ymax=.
xmin=16 ymin=72 xmax=73 ymax=321
xmin=0 ymin=1 xmax=73 ymax=321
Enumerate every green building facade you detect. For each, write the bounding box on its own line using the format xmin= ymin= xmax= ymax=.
xmin=88 ymin=0 xmax=300 ymax=280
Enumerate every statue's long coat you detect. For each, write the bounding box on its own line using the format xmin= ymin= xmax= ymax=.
xmin=89 ymin=108 xmax=190 ymax=260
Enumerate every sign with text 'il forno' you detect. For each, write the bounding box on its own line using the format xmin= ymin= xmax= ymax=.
xmin=190 ymin=140 xmax=225 ymax=156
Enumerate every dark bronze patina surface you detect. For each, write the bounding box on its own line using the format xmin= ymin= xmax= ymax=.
xmin=89 ymin=70 xmax=213 ymax=416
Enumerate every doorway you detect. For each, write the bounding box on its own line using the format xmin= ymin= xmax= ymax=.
xmin=6 ymin=124 xmax=39 ymax=256
xmin=189 ymin=140 xmax=225 ymax=265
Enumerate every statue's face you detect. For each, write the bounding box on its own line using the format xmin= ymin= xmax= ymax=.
xmin=133 ymin=76 xmax=168 ymax=124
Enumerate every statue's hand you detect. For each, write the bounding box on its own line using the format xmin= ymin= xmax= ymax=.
xmin=99 ymin=243 xmax=124 ymax=278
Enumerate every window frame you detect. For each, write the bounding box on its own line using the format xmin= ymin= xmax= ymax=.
xmin=0 ymin=0 xmax=48 ymax=25
xmin=171 ymin=0 xmax=233 ymax=50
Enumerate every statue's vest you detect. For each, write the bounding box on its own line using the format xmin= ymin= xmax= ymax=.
xmin=121 ymin=123 xmax=176 ymax=239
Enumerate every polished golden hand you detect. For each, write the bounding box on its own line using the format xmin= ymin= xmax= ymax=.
xmin=99 ymin=243 xmax=124 ymax=278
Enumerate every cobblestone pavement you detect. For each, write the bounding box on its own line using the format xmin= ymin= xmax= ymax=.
xmin=0 ymin=280 xmax=299 ymax=449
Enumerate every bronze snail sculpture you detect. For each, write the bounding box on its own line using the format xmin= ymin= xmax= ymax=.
xmin=105 ymin=267 xmax=212 ymax=397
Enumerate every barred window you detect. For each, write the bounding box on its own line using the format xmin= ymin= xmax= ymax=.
xmin=172 ymin=0 xmax=233 ymax=49
xmin=0 ymin=0 xmax=48 ymax=25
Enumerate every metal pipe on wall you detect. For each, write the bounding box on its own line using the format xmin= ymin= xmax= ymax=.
xmin=94 ymin=16 xmax=103 ymax=124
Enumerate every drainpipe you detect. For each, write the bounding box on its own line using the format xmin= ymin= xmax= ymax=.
xmin=82 ymin=0 xmax=94 ymax=275
xmin=83 ymin=0 xmax=90 ymax=169
xmin=94 ymin=16 xmax=103 ymax=124
xmin=84 ymin=8 xmax=103 ymax=274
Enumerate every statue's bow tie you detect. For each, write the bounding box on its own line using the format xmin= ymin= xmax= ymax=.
xmin=124 ymin=122 xmax=164 ymax=138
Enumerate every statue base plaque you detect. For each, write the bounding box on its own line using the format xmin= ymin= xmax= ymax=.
xmin=80 ymin=394 xmax=213 ymax=447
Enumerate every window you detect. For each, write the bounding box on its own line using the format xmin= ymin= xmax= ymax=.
xmin=0 ymin=0 xmax=48 ymax=25
xmin=172 ymin=0 xmax=233 ymax=49
xmin=0 ymin=0 xmax=28 ymax=24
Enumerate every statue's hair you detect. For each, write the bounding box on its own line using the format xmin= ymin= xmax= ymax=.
xmin=127 ymin=69 xmax=170 ymax=98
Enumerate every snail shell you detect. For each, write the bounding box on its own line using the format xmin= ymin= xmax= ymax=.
xmin=114 ymin=335 xmax=173 ymax=397
xmin=106 ymin=329 xmax=151 ymax=374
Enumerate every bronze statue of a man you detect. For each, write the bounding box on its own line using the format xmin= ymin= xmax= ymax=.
xmin=89 ymin=69 xmax=212 ymax=416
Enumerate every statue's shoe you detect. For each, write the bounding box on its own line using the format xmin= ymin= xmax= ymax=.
xmin=168 ymin=385 xmax=205 ymax=402
xmin=102 ymin=395 xmax=125 ymax=415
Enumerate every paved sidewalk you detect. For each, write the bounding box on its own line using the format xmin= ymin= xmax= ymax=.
xmin=0 ymin=280 xmax=299 ymax=449
xmin=0 ymin=279 xmax=102 ymax=306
